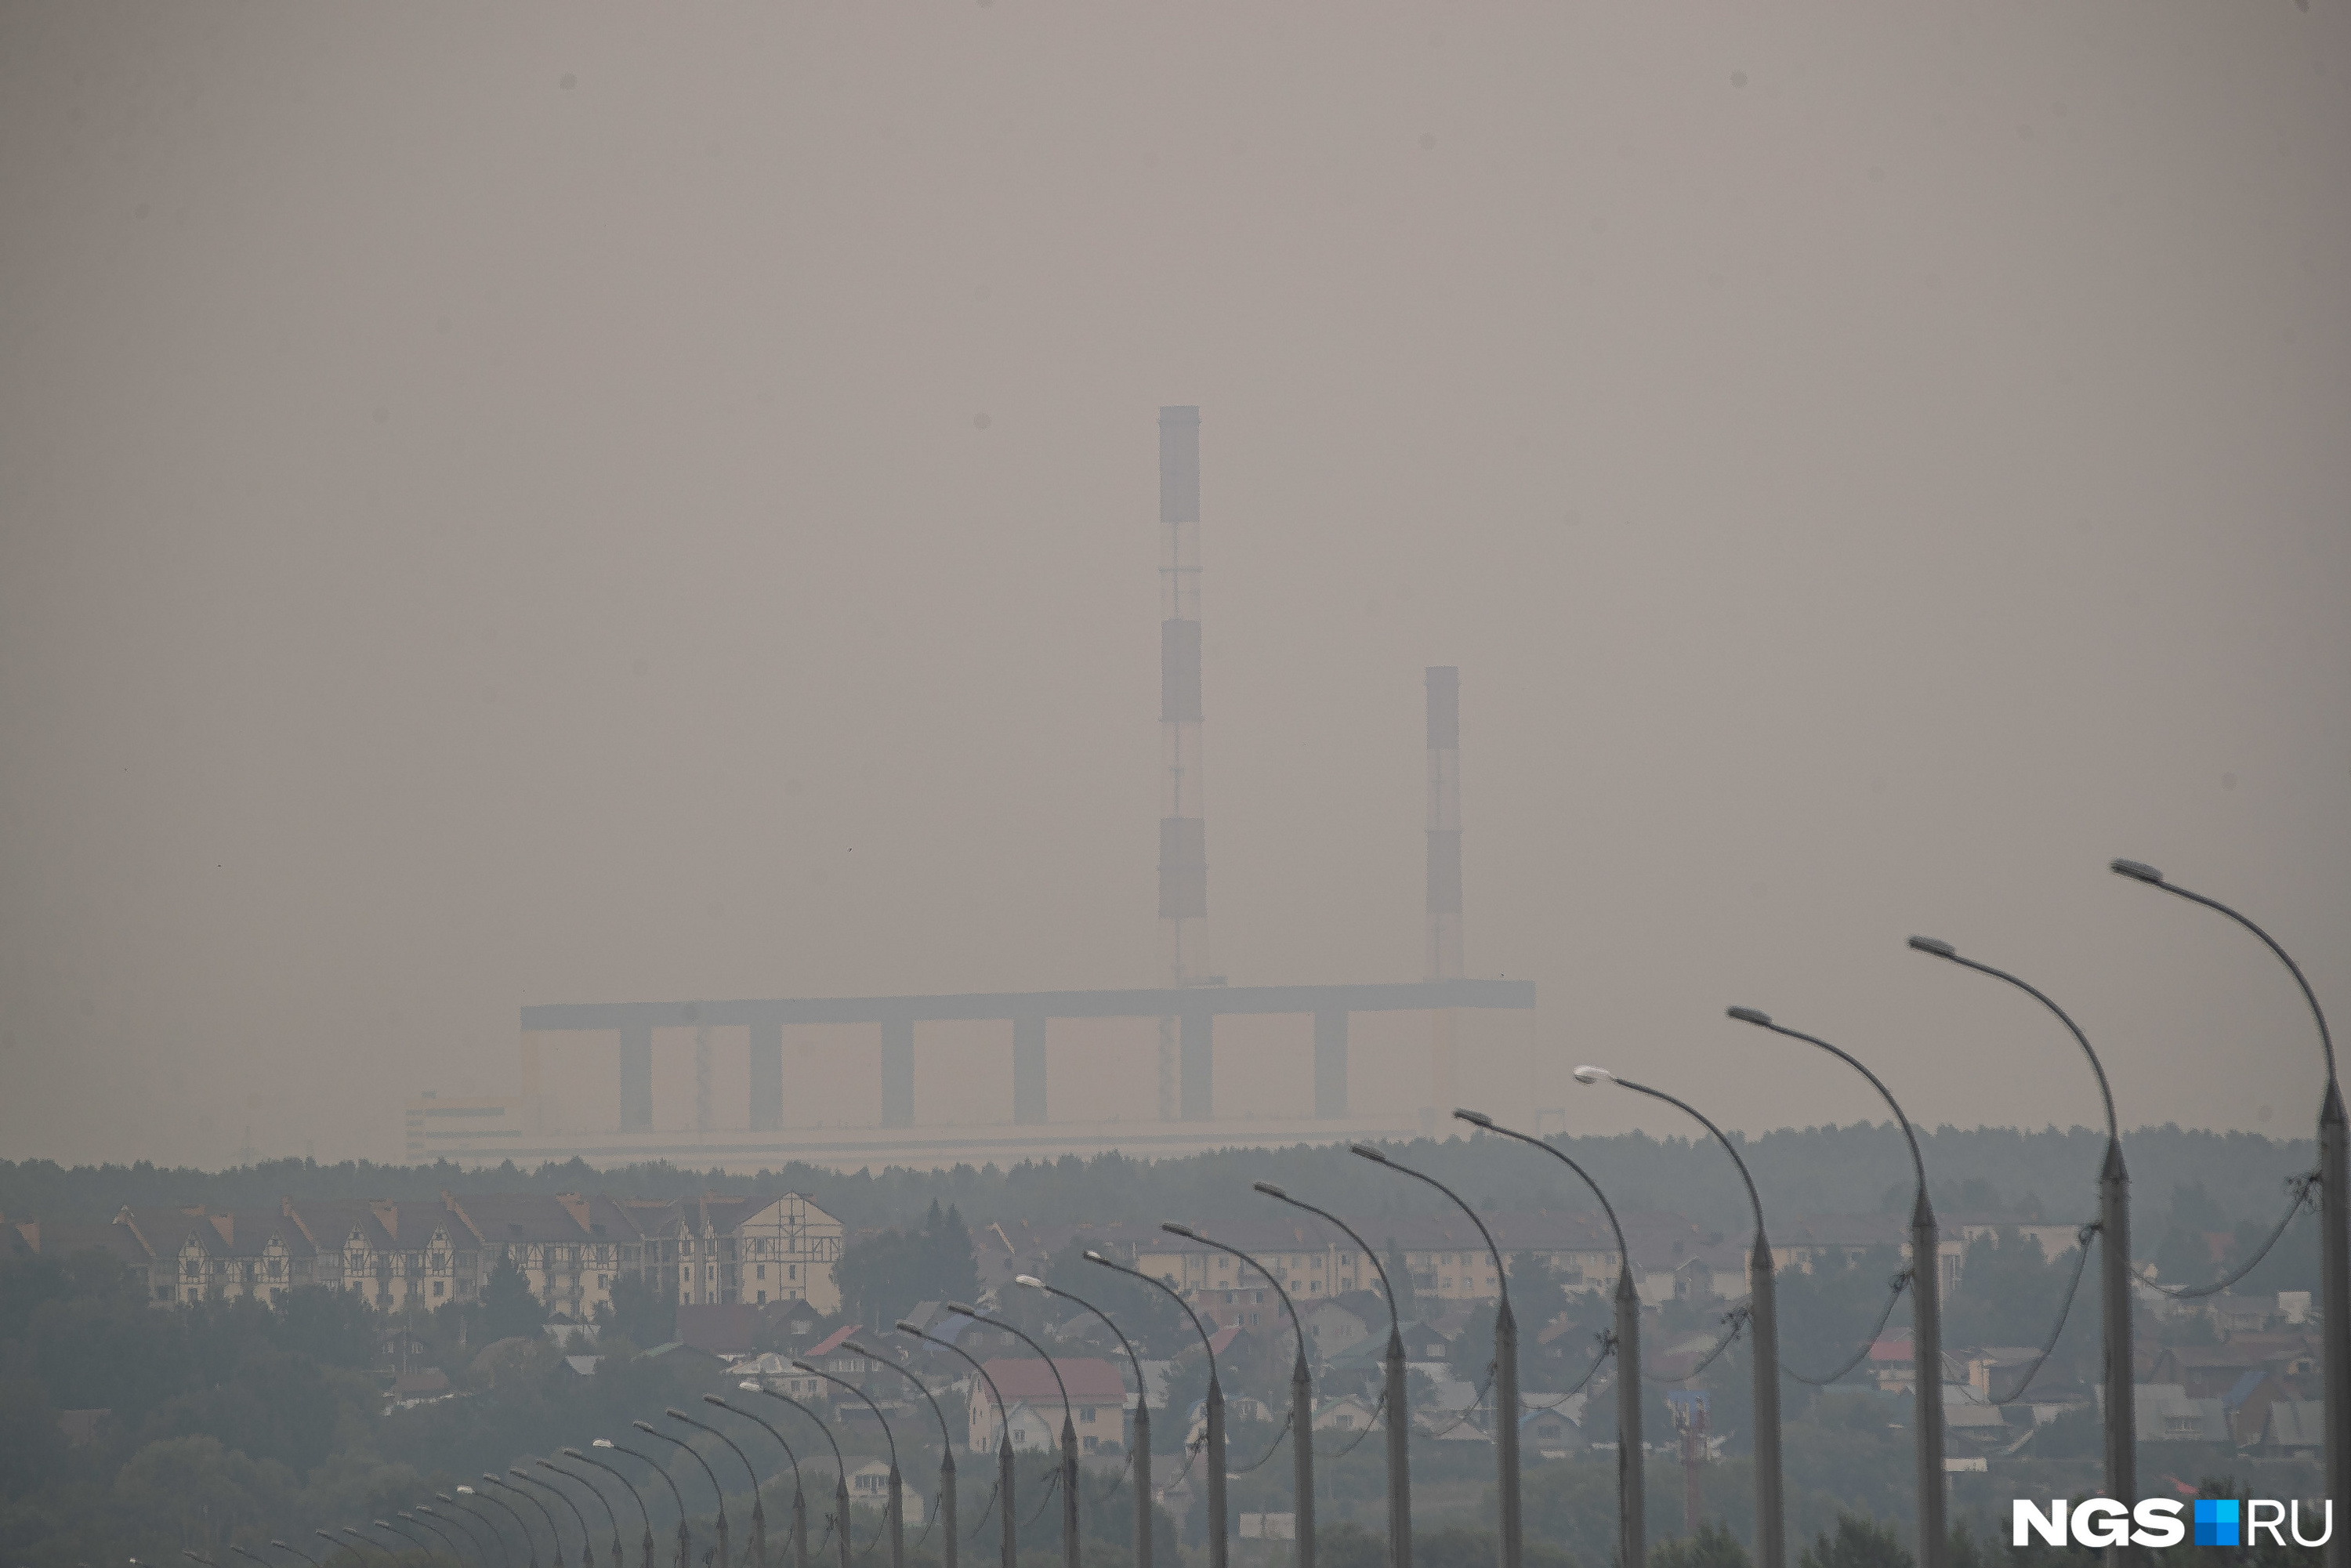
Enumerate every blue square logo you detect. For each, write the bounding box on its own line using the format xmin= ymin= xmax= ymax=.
xmin=2195 ymin=1499 xmax=2240 ymax=1547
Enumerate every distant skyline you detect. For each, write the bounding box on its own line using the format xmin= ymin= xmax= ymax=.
xmin=2 ymin=3 xmax=2346 ymax=1167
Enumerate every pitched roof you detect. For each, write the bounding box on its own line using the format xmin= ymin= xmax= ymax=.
xmin=808 ymin=1324 xmax=862 ymax=1358
xmin=977 ymin=1356 xmax=1126 ymax=1404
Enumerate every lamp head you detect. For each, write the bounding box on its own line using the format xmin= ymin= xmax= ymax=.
xmin=665 ymin=1407 xmax=690 ymax=1420
xmin=702 ymin=1393 xmax=728 ymax=1408
xmin=789 ymin=1360 xmax=817 ymax=1374
xmin=631 ymin=1419 xmax=656 ymax=1434
xmin=739 ymin=1379 xmax=761 ymax=1391
xmin=1160 ymin=1222 xmax=1197 ymax=1239
xmin=508 ymin=1468 xmax=529 ymax=1479
xmin=1907 ymin=936 xmax=1957 ymax=958
xmin=1453 ymin=1109 xmax=1493 ymax=1128
xmin=893 ymin=1320 xmax=923 ymax=1334
xmin=1726 ymin=1006 xmax=1771 ymax=1027
xmin=2111 ymin=858 xmax=2164 ymax=884
xmin=1573 ymin=1066 xmax=1614 ymax=1085
xmin=1014 ymin=1274 xmax=1045 ymax=1291
xmin=373 ymin=1521 xmax=394 ymax=1530
xmin=1082 ymin=1249 xmax=1109 ymax=1266
xmin=455 ymin=1486 xmax=476 ymax=1495
xmin=945 ymin=1301 xmax=979 ymax=1318
xmin=591 ymin=1439 xmax=615 ymax=1450
xmin=1348 ymin=1142 xmax=1389 ymax=1164
xmin=1252 ymin=1180 xmax=1289 ymax=1199
xmin=842 ymin=1341 xmax=874 ymax=1358
xmin=433 ymin=1494 xmax=455 ymax=1503
xmin=561 ymin=1448 xmax=586 ymax=1459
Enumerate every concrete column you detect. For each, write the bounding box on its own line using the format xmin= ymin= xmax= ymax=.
xmin=1313 ymin=1009 xmax=1348 ymax=1118
xmin=748 ymin=1020 xmax=784 ymax=1132
xmin=619 ymin=1020 xmax=652 ymax=1132
xmin=1012 ymin=1013 xmax=1048 ymax=1124
xmin=881 ymin=1019 xmax=915 ymax=1128
xmin=1179 ymin=1007 xmax=1214 ymax=1120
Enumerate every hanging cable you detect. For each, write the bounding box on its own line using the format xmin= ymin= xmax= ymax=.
xmin=1784 ymin=1273 xmax=1911 ymax=1388
xmin=1646 ymin=1305 xmax=1750 ymax=1385
xmin=2154 ymin=1172 xmax=2319 ymax=1299
xmin=1988 ymin=1222 xmax=2100 ymax=1405
xmin=1223 ymin=1412 xmax=1295 ymax=1475
xmin=1019 ymin=1467 xmax=1062 ymax=1529
xmin=1310 ymin=1389 xmax=1388 ymax=1461
xmin=963 ymin=1479 xmax=1001 ymax=1544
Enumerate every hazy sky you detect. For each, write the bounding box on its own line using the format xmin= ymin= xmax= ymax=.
xmin=3 ymin=3 xmax=2346 ymax=1170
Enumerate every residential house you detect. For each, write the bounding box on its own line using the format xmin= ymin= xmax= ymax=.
xmin=966 ymin=1357 xmax=1128 ymax=1455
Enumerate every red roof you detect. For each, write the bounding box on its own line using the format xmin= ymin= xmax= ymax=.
xmin=978 ymin=1356 xmax=1126 ymax=1404
xmin=1869 ymin=1332 xmax=1914 ymax=1363
xmin=808 ymin=1324 xmax=861 ymax=1358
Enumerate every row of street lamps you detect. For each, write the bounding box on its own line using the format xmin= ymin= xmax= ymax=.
xmin=212 ymin=860 xmax=2333 ymax=1568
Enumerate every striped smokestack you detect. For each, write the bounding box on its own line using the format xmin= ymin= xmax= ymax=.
xmin=1157 ymin=407 xmax=1208 ymax=1118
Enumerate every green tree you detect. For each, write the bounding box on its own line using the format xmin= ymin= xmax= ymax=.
xmin=476 ymin=1252 xmax=545 ymax=1345
xmin=1799 ymin=1511 xmax=1913 ymax=1568
xmin=596 ymin=1271 xmax=675 ymax=1347
xmin=1653 ymin=1522 xmax=1753 ymax=1568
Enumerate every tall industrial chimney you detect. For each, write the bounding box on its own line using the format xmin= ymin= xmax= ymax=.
xmin=1157 ymin=407 xmax=1208 ymax=1119
xmin=1426 ymin=665 xmax=1463 ymax=1115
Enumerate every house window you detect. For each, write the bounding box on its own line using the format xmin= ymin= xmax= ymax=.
xmin=433 ymin=1280 xmax=444 ymax=1297
xmin=757 ymin=1291 xmax=767 ymax=1304
xmin=598 ymin=1274 xmax=610 ymax=1288
xmin=757 ymin=1265 xmax=766 ymax=1280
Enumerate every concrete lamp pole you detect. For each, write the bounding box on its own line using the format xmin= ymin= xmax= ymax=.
xmin=1454 ymin=1110 xmax=1643 ymax=1568
xmin=668 ymin=1410 xmax=766 ymax=1568
xmin=1907 ymin=935 xmax=2136 ymax=1568
xmin=1575 ymin=1068 xmax=1782 ymax=1568
xmin=398 ymin=1513 xmax=468 ymax=1566
xmin=1085 ymin=1249 xmax=1229 ymax=1568
xmin=1012 ymin=1276 xmax=1154 ymax=1568
xmin=435 ymin=1500 xmax=509 ymax=1568
xmin=270 ymin=1540 xmax=328 ymax=1566
xmin=563 ymin=1450 xmax=655 ymax=1568
xmin=415 ymin=1509 xmax=494 ymax=1568
xmin=707 ymin=1394 xmax=810 ymax=1568
xmin=1252 ymin=1182 xmax=1414 ymax=1568
xmin=947 ymin=1302 xmax=1081 ymax=1568
xmin=509 ymin=1477 xmax=591 ymax=1568
xmin=462 ymin=1486 xmax=539 ymax=1568
xmin=632 ymin=1424 xmax=721 ymax=1568
xmin=535 ymin=1461 xmax=625 ymax=1568
xmin=792 ymin=1360 xmax=906 ymax=1568
xmin=1161 ymin=1224 xmax=1316 ymax=1568
xmin=848 ymin=1345 xmax=962 ymax=1568
xmin=594 ymin=1440 xmax=687 ymax=1568
xmin=1726 ymin=1009 xmax=1944 ymax=1568
xmin=1349 ymin=1144 xmax=1516 ymax=1568
xmin=744 ymin=1385 xmax=853 ymax=1568
xmin=481 ymin=1479 xmax=563 ymax=1568
xmin=2110 ymin=856 xmax=2343 ymax=1568
xmin=897 ymin=1322 xmax=1019 ymax=1568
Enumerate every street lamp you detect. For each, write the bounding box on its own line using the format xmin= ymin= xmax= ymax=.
xmin=400 ymin=1511 xmax=469 ymax=1566
xmin=269 ymin=1541 xmax=324 ymax=1567
xmin=513 ymin=1469 xmax=595 ymax=1568
xmin=2111 ymin=855 xmax=2344 ymax=1566
xmin=1726 ymin=1008 xmax=1944 ymax=1568
xmin=564 ymin=1448 xmax=654 ymax=1568
xmin=437 ymin=1497 xmax=511 ymax=1568
xmin=947 ymin=1301 xmax=1081 ymax=1568
xmin=1010 ymin=1276 xmax=1152 ymax=1568
xmin=371 ymin=1519 xmax=436 ymax=1561
xmin=460 ymin=1486 xmax=538 ymax=1568
xmin=1908 ymin=933 xmax=2135 ymax=1566
xmin=1576 ymin=1067 xmax=1783 ymax=1568
xmin=335 ymin=1529 xmax=396 ymax=1567
xmin=418 ymin=1507 xmax=494 ymax=1568
xmin=594 ymin=1439 xmax=688 ymax=1568
xmin=1160 ymin=1225 xmax=1316 ymax=1568
xmin=1085 ymin=1248 xmax=1229 ymax=1566
xmin=748 ymin=1379 xmax=855 ymax=1568
xmin=636 ymin=1420 xmax=728 ymax=1568
xmin=1455 ymin=1110 xmax=1643 ymax=1568
xmin=704 ymin=1394 xmax=810 ymax=1568
xmin=230 ymin=1546 xmax=284 ymax=1568
xmin=668 ymin=1409 xmax=766 ymax=1568
xmin=483 ymin=1476 xmax=563 ymax=1568
xmin=1349 ymin=1144 xmax=1514 ymax=1568
xmin=846 ymin=1342 xmax=963 ymax=1568
xmin=792 ymin=1360 xmax=906 ymax=1568
xmin=1252 ymin=1182 xmax=1412 ymax=1568
xmin=897 ymin=1320 xmax=1019 ymax=1568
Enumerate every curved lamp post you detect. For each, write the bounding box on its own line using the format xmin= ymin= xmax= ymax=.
xmin=898 ymin=1320 xmax=1019 ymax=1568
xmin=1084 ymin=1248 xmax=1226 ymax=1568
xmin=513 ymin=1469 xmax=593 ymax=1568
xmin=1451 ymin=1110 xmax=1643 ymax=1568
xmin=2113 ymin=856 xmax=2342 ymax=1561
xmin=483 ymin=1476 xmax=563 ymax=1568
xmin=313 ymin=1531 xmax=361 ymax=1568
xmin=230 ymin=1546 xmax=284 ymax=1568
xmin=418 ymin=1507 xmax=495 ymax=1568
xmin=439 ymin=1496 xmax=513 ymax=1568
xmin=400 ymin=1512 xmax=468 ymax=1566
xmin=563 ymin=1449 xmax=654 ymax=1568
xmin=1576 ymin=1067 xmax=1783 ymax=1568
xmin=1908 ymin=934 xmax=2134 ymax=1564
xmin=1727 ymin=1009 xmax=1944 ymax=1568
xmin=706 ymin=1393 xmax=810 ymax=1568
xmin=270 ymin=1541 xmax=326 ymax=1566
xmin=848 ymin=1342 xmax=962 ymax=1568
xmin=371 ymin=1519 xmax=436 ymax=1561
xmin=947 ymin=1302 xmax=1080 ymax=1568
xmin=1253 ymin=1182 xmax=1411 ymax=1568
xmin=1161 ymin=1225 xmax=1316 ymax=1568
xmin=748 ymin=1380 xmax=854 ymax=1568
xmin=792 ymin=1360 xmax=906 ymax=1568
xmin=535 ymin=1463 xmax=621 ymax=1568
xmin=462 ymin=1486 xmax=537 ymax=1568
xmin=596 ymin=1439 xmax=688 ymax=1568
xmin=670 ymin=1408 xmax=766 ymax=1568
xmin=637 ymin=1419 xmax=729 ymax=1568
xmin=336 ymin=1529 xmax=396 ymax=1567
xmin=1349 ymin=1144 xmax=1512 ymax=1568
xmin=1010 ymin=1277 xmax=1150 ymax=1568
